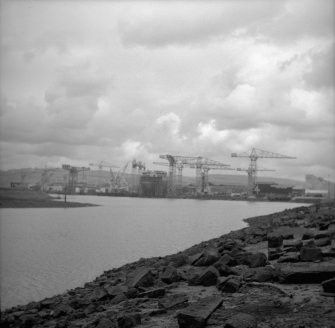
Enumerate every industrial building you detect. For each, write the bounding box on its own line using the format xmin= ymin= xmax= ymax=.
xmin=139 ymin=170 xmax=167 ymax=197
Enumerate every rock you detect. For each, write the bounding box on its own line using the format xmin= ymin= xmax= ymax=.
xmin=158 ymin=294 xmax=188 ymax=310
xmin=302 ymin=231 xmax=315 ymax=240
xmin=110 ymin=293 xmax=127 ymax=305
xmin=177 ymin=296 xmax=222 ymax=328
xmin=19 ymin=314 xmax=38 ymax=328
xmin=89 ymin=288 xmax=109 ymax=302
xmin=217 ymin=276 xmax=241 ymax=293
xmin=52 ymin=305 xmax=73 ymax=318
xmin=240 ymin=252 xmax=267 ymax=268
xmin=96 ymin=317 xmax=117 ymax=328
xmin=321 ymin=277 xmax=335 ymax=293
xmin=197 ymin=266 xmax=220 ymax=286
xmin=40 ymin=298 xmax=55 ymax=309
xmin=127 ymin=267 xmax=154 ymax=288
xmin=315 ymin=237 xmax=331 ymax=247
xmin=244 ymin=267 xmax=277 ymax=282
xmin=188 ymin=252 xmax=203 ymax=266
xmin=278 ymin=262 xmax=335 ymax=283
xmin=213 ymin=260 xmax=238 ymax=276
xmin=267 ymin=233 xmax=283 ymax=248
xmin=161 ymin=265 xmax=179 ymax=284
xmin=220 ymin=254 xmax=238 ymax=266
xmin=299 ymin=246 xmax=323 ymax=262
xmin=193 ymin=248 xmax=220 ymax=267
xmin=282 ymin=232 xmax=294 ymax=240
xmin=268 ymin=249 xmax=285 ymax=261
xmin=315 ymin=229 xmax=335 ymax=239
xmin=105 ymin=285 xmax=128 ymax=298
xmin=283 ymin=240 xmax=303 ymax=252
xmin=169 ymin=253 xmax=188 ymax=267
xmin=138 ymin=287 xmax=165 ymax=298
xmin=116 ymin=312 xmax=141 ymax=328
xmin=277 ymin=253 xmax=300 ymax=263
xmin=225 ymin=313 xmax=257 ymax=328
xmin=84 ymin=304 xmax=96 ymax=316
xmin=125 ymin=288 xmax=138 ymax=299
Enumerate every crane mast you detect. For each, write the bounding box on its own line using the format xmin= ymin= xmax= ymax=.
xmin=232 ymin=148 xmax=296 ymax=196
xmin=62 ymin=164 xmax=90 ymax=194
xmin=159 ymin=154 xmax=231 ymax=196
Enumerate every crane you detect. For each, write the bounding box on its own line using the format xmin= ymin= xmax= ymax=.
xmin=231 ymin=148 xmax=296 ymax=196
xmin=158 ymin=155 xmax=231 ymax=196
xmin=110 ymin=161 xmax=130 ymax=192
xmin=62 ymin=164 xmax=90 ymax=194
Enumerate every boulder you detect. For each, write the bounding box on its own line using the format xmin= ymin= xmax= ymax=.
xmin=224 ymin=313 xmax=257 ymax=328
xmin=161 ymin=265 xmax=179 ymax=284
xmin=240 ymin=252 xmax=267 ymax=268
xmin=197 ymin=266 xmax=220 ymax=286
xmin=302 ymin=231 xmax=315 ymax=240
xmin=217 ymin=276 xmax=241 ymax=293
xmin=278 ymin=262 xmax=335 ymax=283
xmin=277 ymin=253 xmax=300 ymax=263
xmin=220 ymin=254 xmax=238 ymax=267
xmin=105 ymin=285 xmax=128 ymax=298
xmin=89 ymin=288 xmax=109 ymax=302
xmin=96 ymin=317 xmax=117 ymax=328
xmin=213 ymin=260 xmax=238 ymax=276
xmin=193 ymin=248 xmax=220 ymax=267
xmin=321 ymin=277 xmax=335 ymax=293
xmin=299 ymin=246 xmax=323 ymax=262
xmin=177 ymin=296 xmax=222 ymax=328
xmin=116 ymin=312 xmax=141 ymax=328
xmin=283 ymin=240 xmax=303 ymax=252
xmin=315 ymin=237 xmax=331 ymax=247
xmin=127 ymin=267 xmax=154 ymax=288
xmin=244 ymin=267 xmax=277 ymax=282
xmin=267 ymin=233 xmax=283 ymax=248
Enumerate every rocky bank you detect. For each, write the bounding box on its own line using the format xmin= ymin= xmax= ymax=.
xmin=1 ymin=201 xmax=335 ymax=328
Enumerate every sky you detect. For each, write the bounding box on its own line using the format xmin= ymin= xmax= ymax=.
xmin=0 ymin=0 xmax=334 ymax=181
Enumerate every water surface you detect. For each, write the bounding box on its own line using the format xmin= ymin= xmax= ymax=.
xmin=1 ymin=196 xmax=304 ymax=309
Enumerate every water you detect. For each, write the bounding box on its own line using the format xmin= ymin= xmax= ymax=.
xmin=0 ymin=196 xmax=304 ymax=309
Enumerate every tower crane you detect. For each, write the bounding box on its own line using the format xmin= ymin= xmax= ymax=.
xmin=159 ymin=155 xmax=231 ymax=196
xmin=231 ymin=148 xmax=296 ymax=196
xmin=62 ymin=164 xmax=90 ymax=194
xmin=89 ymin=161 xmax=119 ymax=189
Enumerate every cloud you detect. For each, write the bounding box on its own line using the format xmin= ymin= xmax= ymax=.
xmin=304 ymin=42 xmax=335 ymax=90
xmin=117 ymin=1 xmax=284 ymax=47
xmin=0 ymin=0 xmax=334 ymax=181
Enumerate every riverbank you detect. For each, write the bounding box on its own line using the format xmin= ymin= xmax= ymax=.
xmin=1 ymin=202 xmax=335 ymax=328
xmin=0 ymin=188 xmax=98 ymax=208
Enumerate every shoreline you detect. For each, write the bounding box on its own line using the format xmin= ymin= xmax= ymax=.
xmin=1 ymin=201 xmax=335 ymax=327
xmin=0 ymin=197 xmax=99 ymax=208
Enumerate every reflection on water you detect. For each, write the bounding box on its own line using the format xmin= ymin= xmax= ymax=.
xmin=0 ymin=196 xmax=303 ymax=309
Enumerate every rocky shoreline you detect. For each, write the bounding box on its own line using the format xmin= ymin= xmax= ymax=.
xmin=1 ymin=201 xmax=335 ymax=328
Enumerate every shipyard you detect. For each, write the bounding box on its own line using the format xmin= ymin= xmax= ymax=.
xmin=1 ymin=149 xmax=334 ymax=206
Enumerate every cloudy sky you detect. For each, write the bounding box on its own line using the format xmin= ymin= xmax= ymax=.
xmin=0 ymin=0 xmax=334 ymax=181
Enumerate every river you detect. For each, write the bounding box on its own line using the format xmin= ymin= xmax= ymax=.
xmin=0 ymin=196 xmax=305 ymax=309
